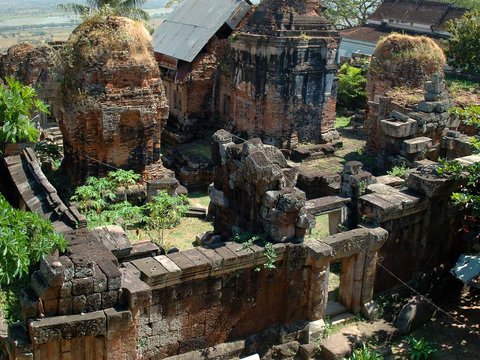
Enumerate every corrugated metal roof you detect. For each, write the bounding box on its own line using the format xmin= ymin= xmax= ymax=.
xmin=152 ymin=0 xmax=251 ymax=63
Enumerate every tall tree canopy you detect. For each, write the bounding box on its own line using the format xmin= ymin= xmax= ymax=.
xmin=58 ymin=0 xmax=150 ymax=21
xmin=445 ymin=10 xmax=480 ymax=76
xmin=324 ymin=0 xmax=382 ymax=28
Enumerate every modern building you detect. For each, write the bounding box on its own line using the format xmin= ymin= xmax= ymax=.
xmin=339 ymin=0 xmax=468 ymax=61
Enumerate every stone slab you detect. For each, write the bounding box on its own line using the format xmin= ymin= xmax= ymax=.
xmin=380 ymin=118 xmax=418 ymax=138
xmin=29 ymin=310 xmax=106 ymax=344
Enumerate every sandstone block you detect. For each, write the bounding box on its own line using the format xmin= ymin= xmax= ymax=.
xmin=72 ymin=277 xmax=94 ymax=296
xmin=380 ymin=118 xmax=418 ymax=138
xmin=105 ymin=307 xmax=132 ymax=334
xmin=29 ymin=310 xmax=106 ymax=344
xmin=72 ymin=295 xmax=86 ymax=314
xmin=40 ymin=255 xmax=65 ymax=287
xmin=403 ymin=137 xmax=432 ymax=154
xmin=70 ymin=253 xmax=95 ymax=278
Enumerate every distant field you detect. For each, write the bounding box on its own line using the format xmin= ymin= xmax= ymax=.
xmin=0 ymin=1 xmax=171 ymax=53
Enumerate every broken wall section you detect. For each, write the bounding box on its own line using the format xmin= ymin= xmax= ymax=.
xmin=209 ymin=130 xmax=315 ymax=242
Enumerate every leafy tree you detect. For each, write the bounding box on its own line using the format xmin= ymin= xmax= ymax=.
xmin=324 ymin=0 xmax=382 ymax=28
xmin=108 ymin=169 xmax=141 ymax=188
xmin=58 ymin=0 xmax=150 ymax=21
xmin=337 ymin=63 xmax=367 ymax=110
xmin=0 ymin=194 xmax=67 ymax=285
xmin=145 ymin=191 xmax=188 ymax=247
xmin=0 ymin=77 xmax=48 ymax=150
xmin=445 ymin=10 xmax=480 ymax=76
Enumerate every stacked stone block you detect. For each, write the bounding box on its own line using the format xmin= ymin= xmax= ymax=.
xmin=21 ymin=230 xmax=123 ymax=321
xmin=209 ymin=130 xmax=315 ymax=242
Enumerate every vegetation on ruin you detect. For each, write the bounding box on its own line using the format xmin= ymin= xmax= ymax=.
xmin=445 ymin=10 xmax=480 ymax=76
xmin=436 ymin=156 xmax=480 ymax=244
xmin=71 ymin=169 xmax=145 ymax=229
xmin=70 ymin=170 xmax=196 ymax=249
xmin=145 ymin=191 xmax=189 ymax=247
xmin=0 ymin=278 xmax=28 ymax=325
xmin=233 ymin=232 xmax=278 ymax=271
xmin=449 ymin=104 xmax=480 ymax=128
xmin=0 ymin=194 xmax=67 ymax=285
xmin=58 ymin=0 xmax=150 ymax=21
xmin=369 ymin=34 xmax=446 ymax=80
xmin=0 ymin=77 xmax=48 ymax=151
xmin=52 ymin=15 xmax=154 ymax=96
xmin=337 ymin=63 xmax=367 ymax=110
xmin=406 ymin=336 xmax=437 ymax=360
xmin=343 ymin=344 xmax=382 ymax=360
xmin=387 ymin=164 xmax=409 ymax=179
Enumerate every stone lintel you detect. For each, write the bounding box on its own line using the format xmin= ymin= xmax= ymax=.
xmin=305 ymin=196 xmax=351 ymax=216
xmin=321 ymin=228 xmax=371 ymax=260
xmin=29 ymin=310 xmax=106 ymax=344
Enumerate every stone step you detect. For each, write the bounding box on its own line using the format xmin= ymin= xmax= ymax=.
xmin=326 ymin=301 xmax=347 ymax=318
xmin=331 ymin=312 xmax=355 ymax=326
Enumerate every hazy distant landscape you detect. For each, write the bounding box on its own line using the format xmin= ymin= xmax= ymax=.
xmin=0 ymin=0 xmax=171 ymax=52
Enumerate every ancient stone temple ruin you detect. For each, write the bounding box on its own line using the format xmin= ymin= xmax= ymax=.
xmin=364 ymin=34 xmax=446 ymax=159
xmin=218 ymin=0 xmax=340 ymax=148
xmin=58 ymin=17 xmax=169 ymax=180
xmin=209 ymin=130 xmax=315 ymax=241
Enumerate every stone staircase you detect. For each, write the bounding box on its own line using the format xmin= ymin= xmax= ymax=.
xmin=326 ymin=301 xmax=355 ymax=326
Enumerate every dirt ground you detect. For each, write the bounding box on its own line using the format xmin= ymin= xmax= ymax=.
xmin=406 ymin=286 xmax=480 ymax=359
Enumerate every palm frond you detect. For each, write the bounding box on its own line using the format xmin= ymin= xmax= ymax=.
xmin=57 ymin=3 xmax=92 ymax=15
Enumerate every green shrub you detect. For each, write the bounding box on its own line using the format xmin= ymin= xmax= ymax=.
xmin=0 ymin=77 xmax=48 ymax=149
xmin=406 ymin=337 xmax=437 ymax=360
xmin=337 ymin=63 xmax=367 ymax=110
xmin=343 ymin=344 xmax=383 ymax=360
xmin=0 ymin=195 xmax=67 ymax=285
xmin=387 ymin=164 xmax=409 ymax=179
xmin=145 ymin=191 xmax=189 ymax=247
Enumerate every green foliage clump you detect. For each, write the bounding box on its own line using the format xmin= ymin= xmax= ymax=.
xmin=71 ymin=169 xmax=143 ymax=229
xmin=0 ymin=194 xmax=67 ymax=285
xmin=145 ymin=191 xmax=189 ymax=247
xmin=406 ymin=336 xmax=437 ymax=360
xmin=436 ymin=157 xmax=480 ymax=241
xmin=232 ymin=232 xmax=278 ymax=271
xmin=0 ymin=77 xmax=48 ymax=148
xmin=337 ymin=63 xmax=367 ymax=110
xmin=449 ymin=105 xmax=480 ymax=128
xmin=0 ymin=278 xmax=28 ymax=324
xmin=387 ymin=164 xmax=409 ymax=179
xmin=445 ymin=10 xmax=480 ymax=76
xmin=34 ymin=140 xmax=63 ymax=169
xmin=343 ymin=344 xmax=383 ymax=360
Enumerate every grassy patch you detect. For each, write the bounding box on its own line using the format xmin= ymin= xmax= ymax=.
xmin=188 ymin=190 xmax=210 ymax=208
xmin=335 ymin=115 xmax=351 ymax=129
xmin=446 ymin=75 xmax=480 ymax=95
xmin=307 ymin=214 xmax=330 ymax=239
xmin=128 ymin=217 xmax=213 ymax=251
xmin=0 ymin=278 xmax=29 ymax=325
xmin=177 ymin=141 xmax=212 ymax=161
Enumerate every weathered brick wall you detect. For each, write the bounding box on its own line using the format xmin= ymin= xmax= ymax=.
xmin=132 ymin=244 xmax=309 ymax=358
xmin=218 ymin=0 xmax=340 ymax=149
xmin=59 ymin=17 xmax=168 ymax=181
xmin=358 ymin=156 xmax=479 ymax=292
xmin=3 ymin=226 xmax=389 ymax=359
